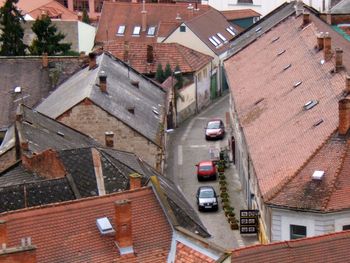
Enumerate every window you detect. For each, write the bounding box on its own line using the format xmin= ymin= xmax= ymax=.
xmin=209 ymin=37 xmax=218 ymax=47
xmin=226 ymin=27 xmax=236 ymax=36
xmin=217 ymin=33 xmax=227 ymax=42
xmin=73 ymin=0 xmax=89 ymax=12
xmin=203 ymin=68 xmax=207 ymax=78
xmin=117 ymin=25 xmax=125 ymax=35
xmin=212 ymin=35 xmax=222 ymax=45
xmin=238 ymin=0 xmax=253 ymax=3
xmin=132 ymin=26 xmax=141 ymax=36
xmin=290 ymin=225 xmax=306 ymax=240
xmin=147 ymin=26 xmax=156 ymax=36
xmin=343 ymin=225 xmax=350 ymax=230
xmin=180 ymin=25 xmax=186 ymax=32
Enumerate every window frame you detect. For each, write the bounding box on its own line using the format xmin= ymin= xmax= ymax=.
xmin=290 ymin=224 xmax=306 ymax=240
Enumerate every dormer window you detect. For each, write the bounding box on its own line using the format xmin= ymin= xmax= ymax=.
xmin=132 ymin=26 xmax=141 ymax=36
xmin=147 ymin=26 xmax=156 ymax=36
xmin=117 ymin=25 xmax=125 ymax=35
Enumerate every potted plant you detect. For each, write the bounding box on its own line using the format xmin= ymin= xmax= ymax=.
xmin=220 ymin=184 xmax=227 ymax=192
xmin=224 ymin=206 xmax=233 ymax=217
xmin=222 ymin=200 xmax=230 ymax=210
xmin=230 ymin=218 xmax=239 ymax=230
xmin=217 ymin=160 xmax=225 ymax=173
xmin=220 ymin=192 xmax=229 ymax=199
xmin=219 ymin=179 xmax=227 ymax=186
xmin=219 ymin=173 xmax=226 ymax=180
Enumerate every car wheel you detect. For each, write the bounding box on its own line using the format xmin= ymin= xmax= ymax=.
xmin=205 ymin=135 xmax=209 ymax=140
xmin=197 ymin=175 xmax=202 ymax=181
xmin=198 ymin=206 xmax=202 ymax=212
xmin=213 ymin=174 xmax=217 ymax=180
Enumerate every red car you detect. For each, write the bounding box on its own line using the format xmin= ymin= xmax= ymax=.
xmin=205 ymin=119 xmax=225 ymax=140
xmin=196 ymin=160 xmax=217 ymax=181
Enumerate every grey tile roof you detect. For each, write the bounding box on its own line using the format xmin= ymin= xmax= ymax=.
xmin=20 ymin=104 xmax=99 ymax=154
xmin=36 ymin=52 xmax=166 ymax=146
xmin=226 ymin=2 xmax=296 ymax=58
xmin=0 ymin=162 xmax=42 ymax=187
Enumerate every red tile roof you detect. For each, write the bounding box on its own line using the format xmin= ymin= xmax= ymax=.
xmin=221 ymin=9 xmax=261 ymax=20
xmin=106 ymin=42 xmax=213 ymax=74
xmin=175 ymin=241 xmax=216 ymax=263
xmin=95 ymin=2 xmax=212 ymax=44
xmin=0 ymin=187 xmax=172 ymax=262
xmin=224 ymin=13 xmax=348 ymax=200
xmin=231 ymin=230 xmax=350 ymax=263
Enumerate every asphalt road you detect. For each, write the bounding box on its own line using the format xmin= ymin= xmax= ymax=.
xmin=165 ymin=94 xmax=246 ymax=249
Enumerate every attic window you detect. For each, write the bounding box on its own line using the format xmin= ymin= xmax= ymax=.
xmin=293 ymin=81 xmax=302 ymax=88
xmin=271 ymin=36 xmax=280 ymax=43
xmin=304 ymin=100 xmax=318 ymax=110
xmin=277 ymin=49 xmax=286 ymax=56
xmin=226 ymin=27 xmax=236 ymax=36
xmin=209 ymin=37 xmax=218 ymax=47
xmin=217 ymin=33 xmax=227 ymax=42
xmin=180 ymin=25 xmax=186 ymax=32
xmin=117 ymin=25 xmax=125 ymax=35
xmin=132 ymin=26 xmax=141 ymax=36
xmin=147 ymin=26 xmax=156 ymax=36
xmin=283 ymin=64 xmax=291 ymax=71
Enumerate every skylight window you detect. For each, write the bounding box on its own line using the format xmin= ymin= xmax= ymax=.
xmin=147 ymin=26 xmax=156 ymax=36
xmin=209 ymin=37 xmax=218 ymax=47
xmin=217 ymin=33 xmax=227 ymax=42
xmin=132 ymin=26 xmax=141 ymax=36
xmin=212 ymin=36 xmax=221 ymax=45
xmin=117 ymin=25 xmax=125 ymax=35
xmin=226 ymin=27 xmax=236 ymax=36
xmin=304 ymin=100 xmax=318 ymax=110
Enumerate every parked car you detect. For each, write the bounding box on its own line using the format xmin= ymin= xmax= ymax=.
xmin=196 ymin=186 xmax=218 ymax=211
xmin=205 ymin=119 xmax=225 ymax=140
xmin=196 ymin=160 xmax=217 ymax=181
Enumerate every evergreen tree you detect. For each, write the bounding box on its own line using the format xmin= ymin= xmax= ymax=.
xmin=155 ymin=63 xmax=165 ymax=83
xmin=82 ymin=9 xmax=90 ymax=24
xmin=29 ymin=14 xmax=71 ymax=55
xmin=0 ymin=0 xmax=27 ymax=56
xmin=174 ymin=65 xmax=183 ymax=89
xmin=164 ymin=63 xmax=172 ymax=79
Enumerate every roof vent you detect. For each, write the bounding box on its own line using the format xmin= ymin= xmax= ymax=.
xmin=96 ymin=217 xmax=115 ymax=235
xmin=14 ymin=86 xmax=21 ymax=93
xmin=187 ymin=3 xmax=193 ymax=9
xmin=304 ymin=100 xmax=318 ymax=110
xmin=127 ymin=107 xmax=135 ymax=114
xmin=293 ymin=81 xmax=302 ymax=88
xmin=277 ymin=49 xmax=286 ymax=56
xmin=130 ymin=80 xmax=139 ymax=88
xmin=271 ymin=36 xmax=280 ymax=43
xmin=56 ymin=131 xmax=64 ymax=137
xmin=312 ymin=170 xmax=324 ymax=180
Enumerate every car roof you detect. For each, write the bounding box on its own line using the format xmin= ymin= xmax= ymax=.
xmin=208 ymin=119 xmax=222 ymax=123
xmin=198 ymin=186 xmax=215 ymax=192
xmin=199 ymin=161 xmax=214 ymax=166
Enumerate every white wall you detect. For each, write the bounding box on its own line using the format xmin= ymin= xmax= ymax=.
xmin=272 ymin=208 xmax=350 ymax=241
xmin=78 ymin=21 xmax=96 ymax=53
xmin=196 ymin=64 xmax=211 ymax=110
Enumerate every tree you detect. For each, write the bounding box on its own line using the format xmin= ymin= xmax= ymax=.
xmin=29 ymin=14 xmax=71 ymax=55
xmin=164 ymin=63 xmax=172 ymax=79
xmin=0 ymin=0 xmax=27 ymax=56
xmin=82 ymin=9 xmax=90 ymax=24
xmin=155 ymin=63 xmax=165 ymax=83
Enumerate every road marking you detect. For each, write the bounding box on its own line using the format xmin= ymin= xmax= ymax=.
xmin=178 ymin=145 xmax=183 ymax=165
xmin=181 ymin=118 xmax=195 ymax=141
xmin=187 ymin=144 xmax=208 ymax=148
xmin=196 ymin=117 xmax=209 ymax=120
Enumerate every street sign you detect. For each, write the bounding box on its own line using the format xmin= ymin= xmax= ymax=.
xmin=240 ymin=210 xmax=259 ymax=234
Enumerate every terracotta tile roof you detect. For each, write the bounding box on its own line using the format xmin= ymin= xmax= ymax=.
xmin=184 ymin=8 xmax=239 ymax=55
xmin=224 ymin=13 xmax=348 ymax=200
xmin=175 ymin=241 xmax=216 ymax=263
xmin=95 ymin=2 xmax=212 ymax=44
xmin=0 ymin=187 xmax=172 ymax=262
xmin=231 ymin=230 xmax=350 ymax=263
xmin=221 ymin=9 xmax=261 ymax=20
xmin=106 ymin=42 xmax=213 ymax=74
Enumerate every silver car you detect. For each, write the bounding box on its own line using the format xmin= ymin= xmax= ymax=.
xmin=196 ymin=186 xmax=218 ymax=211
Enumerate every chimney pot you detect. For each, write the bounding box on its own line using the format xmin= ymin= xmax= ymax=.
xmin=141 ymin=10 xmax=147 ymax=32
xmin=335 ymin=48 xmax=343 ymax=72
xmin=0 ymin=220 xmax=7 ymax=245
xmin=88 ymin=52 xmax=97 ymax=70
xmin=99 ymin=71 xmax=107 ymax=92
xmin=323 ymin=32 xmax=332 ymax=61
xmin=42 ymin=53 xmax=48 ymax=68
xmin=302 ymin=12 xmax=310 ymax=26
xmin=105 ymin=131 xmax=114 ymax=148
xmin=114 ymin=200 xmax=134 ymax=255
xmin=129 ymin=173 xmax=142 ymax=190
xmin=338 ymin=98 xmax=350 ymax=135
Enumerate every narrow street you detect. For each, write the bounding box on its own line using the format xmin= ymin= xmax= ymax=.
xmin=165 ymin=94 xmax=257 ymax=249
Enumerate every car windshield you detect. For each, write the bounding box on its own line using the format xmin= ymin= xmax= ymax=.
xmin=199 ymin=165 xmax=212 ymax=171
xmin=200 ymin=189 xmax=215 ymax=198
xmin=207 ymin=121 xmax=221 ymax=129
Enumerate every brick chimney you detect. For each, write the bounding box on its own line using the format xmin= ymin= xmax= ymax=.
xmin=338 ymin=98 xmax=350 ymax=135
xmin=42 ymin=53 xmax=48 ymax=68
xmin=345 ymin=75 xmax=350 ymax=94
xmin=88 ymin=52 xmax=97 ymax=70
xmin=99 ymin=71 xmax=107 ymax=92
xmin=129 ymin=173 xmax=142 ymax=190
xmin=0 ymin=237 xmax=36 ymax=263
xmin=141 ymin=0 xmax=147 ymax=32
xmin=335 ymin=48 xmax=343 ymax=72
xmin=323 ymin=32 xmax=332 ymax=61
xmin=302 ymin=12 xmax=310 ymax=26
xmin=146 ymin=45 xmax=154 ymax=64
xmin=21 ymin=149 xmax=66 ymax=179
xmin=0 ymin=220 xmax=7 ymax=245
xmin=114 ymin=200 xmax=134 ymax=255
xmin=317 ymin=32 xmax=324 ymax=50
xmin=105 ymin=131 xmax=114 ymax=148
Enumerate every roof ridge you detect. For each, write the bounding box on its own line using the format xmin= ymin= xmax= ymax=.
xmin=266 ymin=129 xmax=338 ymax=202
xmin=323 ymin=136 xmax=350 ymax=210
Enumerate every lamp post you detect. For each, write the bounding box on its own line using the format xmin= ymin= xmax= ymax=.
xmin=171 ymin=70 xmax=181 ymax=128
